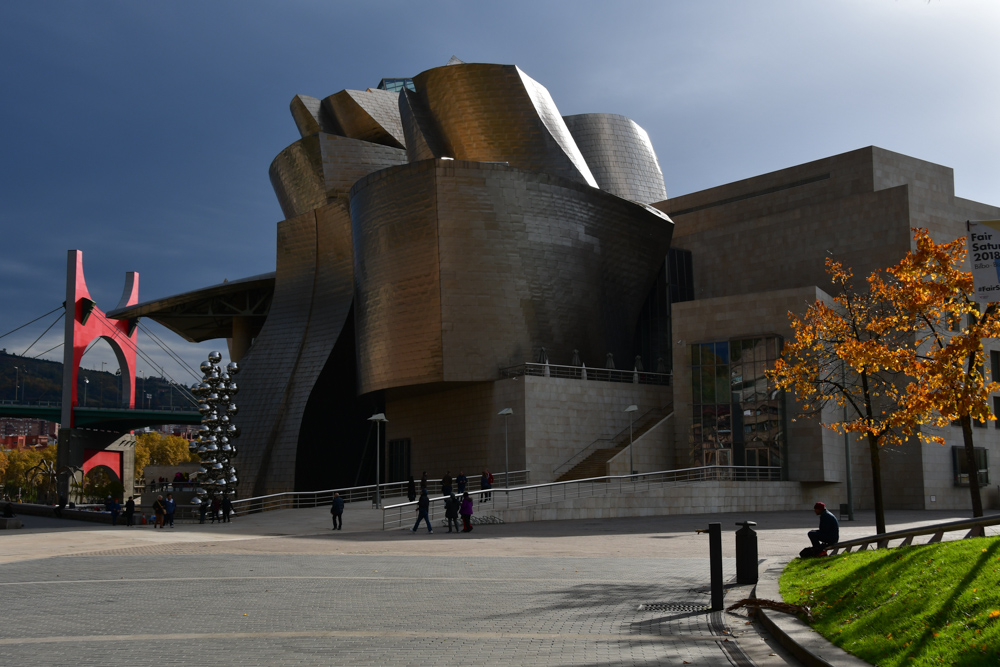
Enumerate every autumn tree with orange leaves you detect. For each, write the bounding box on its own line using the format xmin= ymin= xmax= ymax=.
xmin=769 ymin=260 xmax=911 ymax=535
xmin=773 ymin=228 xmax=1000 ymax=532
xmin=882 ymin=229 xmax=1000 ymax=518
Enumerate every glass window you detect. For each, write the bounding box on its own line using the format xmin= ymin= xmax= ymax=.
xmin=992 ymin=350 xmax=1000 ymax=383
xmin=953 ymin=446 xmax=989 ymax=486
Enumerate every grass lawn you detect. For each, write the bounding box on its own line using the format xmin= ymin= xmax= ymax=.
xmin=779 ymin=536 xmax=1000 ymax=666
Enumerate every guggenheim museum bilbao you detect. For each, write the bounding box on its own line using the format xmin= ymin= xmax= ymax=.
xmin=113 ymin=59 xmax=1000 ymax=513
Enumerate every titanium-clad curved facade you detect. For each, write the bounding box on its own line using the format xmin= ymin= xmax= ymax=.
xmin=237 ymin=60 xmax=674 ymax=494
xmin=351 ymin=159 xmax=672 ymax=395
xmin=409 ymin=63 xmax=598 ymax=187
xmin=564 ymin=113 xmax=668 ymax=204
xmin=268 ymin=133 xmax=406 ymax=219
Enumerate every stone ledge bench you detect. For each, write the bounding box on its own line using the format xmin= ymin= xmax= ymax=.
xmin=0 ymin=517 xmax=24 ymax=529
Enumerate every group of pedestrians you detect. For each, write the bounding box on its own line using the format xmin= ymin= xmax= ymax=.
xmin=410 ymin=488 xmax=476 ymax=533
xmin=405 ymin=469 xmax=494 ymax=503
xmin=197 ymin=496 xmax=233 ymax=524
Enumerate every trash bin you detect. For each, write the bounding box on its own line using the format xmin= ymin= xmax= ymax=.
xmin=735 ymin=521 xmax=758 ymax=585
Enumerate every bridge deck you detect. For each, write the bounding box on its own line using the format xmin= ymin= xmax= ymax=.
xmin=0 ymin=403 xmax=200 ymax=429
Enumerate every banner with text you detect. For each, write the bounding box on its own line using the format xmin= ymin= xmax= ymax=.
xmin=969 ymin=220 xmax=1000 ymax=305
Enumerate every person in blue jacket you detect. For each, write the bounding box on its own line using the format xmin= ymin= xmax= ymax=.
xmin=164 ymin=493 xmax=176 ymax=528
xmin=808 ymin=501 xmax=839 ymax=551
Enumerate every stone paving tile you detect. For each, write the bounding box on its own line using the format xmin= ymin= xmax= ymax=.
xmin=0 ymin=554 xmax=742 ymax=665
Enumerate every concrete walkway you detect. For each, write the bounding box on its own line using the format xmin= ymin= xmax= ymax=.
xmin=0 ymin=505 xmax=987 ymax=665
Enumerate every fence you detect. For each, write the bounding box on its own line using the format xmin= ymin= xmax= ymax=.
xmin=499 ymin=362 xmax=671 ymax=386
xmin=228 ymin=470 xmax=530 ymax=516
xmin=828 ymin=513 xmax=1000 ymax=554
xmin=381 ymin=465 xmax=782 ymax=530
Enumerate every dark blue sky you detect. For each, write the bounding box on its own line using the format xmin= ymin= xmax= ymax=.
xmin=2 ymin=1 xmax=998 ymax=386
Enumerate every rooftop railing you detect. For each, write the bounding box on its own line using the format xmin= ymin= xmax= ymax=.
xmin=499 ymin=362 xmax=671 ymax=386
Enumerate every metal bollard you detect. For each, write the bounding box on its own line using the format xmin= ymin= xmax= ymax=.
xmin=709 ymin=522 xmax=723 ymax=611
xmin=735 ymin=521 xmax=758 ymax=585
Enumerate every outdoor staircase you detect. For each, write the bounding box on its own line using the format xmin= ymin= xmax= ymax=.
xmin=555 ymin=402 xmax=673 ymax=482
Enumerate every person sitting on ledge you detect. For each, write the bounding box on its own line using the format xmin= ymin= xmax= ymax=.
xmin=808 ymin=501 xmax=839 ymax=553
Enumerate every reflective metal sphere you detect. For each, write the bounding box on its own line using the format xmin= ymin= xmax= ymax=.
xmin=226 ymin=382 xmax=238 ymax=395
xmin=226 ymin=362 xmax=239 ymax=376
xmin=198 ymin=403 xmax=212 ymax=415
xmin=227 ymin=404 xmax=239 ymax=416
xmin=208 ymin=351 xmax=223 ymax=364
xmin=190 ymin=497 xmax=202 ymax=505
xmin=200 ymin=360 xmax=214 ymax=374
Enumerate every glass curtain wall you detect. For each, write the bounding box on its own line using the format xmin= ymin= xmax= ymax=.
xmin=690 ymin=336 xmax=785 ymax=476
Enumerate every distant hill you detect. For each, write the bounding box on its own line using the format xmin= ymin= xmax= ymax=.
xmin=0 ymin=350 xmax=193 ymax=409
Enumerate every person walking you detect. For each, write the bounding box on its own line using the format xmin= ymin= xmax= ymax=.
xmin=411 ymin=488 xmax=433 ymax=533
xmin=480 ymin=469 xmax=493 ymax=502
xmin=444 ymin=493 xmax=460 ymax=533
xmin=441 ymin=471 xmax=452 ymax=497
xmin=198 ymin=498 xmax=209 ymax=524
xmin=152 ymin=495 xmax=166 ymax=529
xmin=164 ymin=493 xmax=176 ymax=528
xmin=221 ymin=495 xmax=233 ymax=523
xmin=109 ymin=498 xmax=121 ymax=526
xmin=807 ymin=502 xmax=840 ymax=554
xmin=456 ymin=471 xmax=467 ymax=494
xmin=331 ymin=492 xmax=344 ymax=530
xmin=460 ymin=492 xmax=474 ymax=532
xmin=124 ymin=496 xmax=135 ymax=527
xmin=407 ymin=476 xmax=416 ymax=503
xmin=210 ymin=497 xmax=220 ymax=524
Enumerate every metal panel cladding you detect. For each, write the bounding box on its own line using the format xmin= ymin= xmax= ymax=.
xmin=564 ymin=113 xmax=668 ymax=204
xmin=350 ymin=159 xmax=673 ymax=395
xmin=410 ymin=63 xmax=598 ymax=188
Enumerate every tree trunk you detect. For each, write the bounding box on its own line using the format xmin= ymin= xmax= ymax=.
xmin=866 ymin=432 xmax=887 ymax=534
xmin=959 ymin=414 xmax=984 ymax=517
xmin=961 ymin=344 xmax=984 ymax=517
xmin=860 ymin=371 xmax=887 ymax=534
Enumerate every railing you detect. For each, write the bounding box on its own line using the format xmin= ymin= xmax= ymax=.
xmin=551 ymin=407 xmax=672 ymax=478
xmin=381 ymin=465 xmax=782 ymax=530
xmin=499 ymin=362 xmax=671 ymax=386
xmin=0 ymin=400 xmax=62 ymax=407
xmin=228 ymin=470 xmax=530 ymax=516
xmin=828 ymin=514 xmax=1000 ymax=555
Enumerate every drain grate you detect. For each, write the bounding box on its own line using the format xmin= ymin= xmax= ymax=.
xmin=637 ymin=602 xmax=710 ymax=613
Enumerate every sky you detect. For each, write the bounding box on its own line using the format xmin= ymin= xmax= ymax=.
xmin=1 ymin=0 xmax=998 ymax=393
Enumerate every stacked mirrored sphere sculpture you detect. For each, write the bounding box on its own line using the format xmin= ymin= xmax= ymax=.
xmin=188 ymin=351 xmax=240 ymax=506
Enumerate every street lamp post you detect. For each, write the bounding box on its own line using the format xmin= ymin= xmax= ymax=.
xmin=368 ymin=413 xmax=388 ymax=507
xmin=83 ymin=377 xmax=89 ymax=406
xmin=100 ymin=361 xmax=106 ymax=407
xmin=498 ymin=408 xmax=513 ymax=488
xmin=13 ymin=366 xmax=19 ymax=402
xmin=625 ymin=405 xmax=638 ymax=477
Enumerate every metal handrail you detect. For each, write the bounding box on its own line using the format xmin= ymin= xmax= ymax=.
xmin=551 ymin=407 xmax=671 ymax=477
xmin=829 ymin=513 xmax=1000 ymax=554
xmin=499 ymin=362 xmax=671 ymax=386
xmin=381 ymin=465 xmax=781 ymax=530
xmin=227 ymin=470 xmax=530 ymax=516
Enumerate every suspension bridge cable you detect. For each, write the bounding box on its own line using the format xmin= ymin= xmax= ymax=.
xmin=21 ymin=312 xmax=64 ymax=357
xmin=136 ymin=321 xmax=202 ymax=381
xmin=91 ymin=315 xmax=198 ymax=407
xmin=0 ymin=305 xmax=63 ymax=341
xmin=33 ymin=342 xmax=63 ymax=359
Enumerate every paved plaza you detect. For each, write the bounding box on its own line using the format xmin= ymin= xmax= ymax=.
xmin=0 ymin=505 xmax=987 ymax=666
